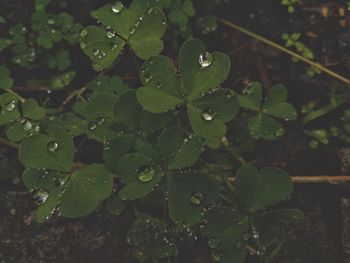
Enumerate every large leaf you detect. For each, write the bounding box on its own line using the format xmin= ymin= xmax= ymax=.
xmin=179 ymin=38 xmax=231 ymax=100
xmin=235 ymin=164 xmax=293 ymax=212
xmin=188 ymin=89 xmax=239 ymax=139
xmin=158 ymin=127 xmax=202 ymax=169
xmin=167 ymin=172 xmax=219 ymax=226
xmin=60 ymin=164 xmax=113 ymax=217
xmin=136 ymin=56 xmax=183 ymax=113
xmin=116 ymin=153 xmax=162 ymax=200
xmin=19 ymin=125 xmax=74 ymax=172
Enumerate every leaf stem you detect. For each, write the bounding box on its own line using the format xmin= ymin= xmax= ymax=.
xmin=228 ymin=175 xmax=350 ymax=184
xmin=0 ymin=137 xmax=19 ymax=149
xmin=218 ymin=18 xmax=350 ymax=86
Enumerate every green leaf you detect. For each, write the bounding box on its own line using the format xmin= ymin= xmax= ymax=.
xmin=87 ymin=75 xmax=128 ymax=96
xmin=248 ymin=113 xmax=285 ymax=140
xmin=136 ymin=56 xmax=183 ymax=113
xmin=238 ymin=82 xmax=262 ymax=111
xmin=19 ymin=125 xmax=74 ymax=172
xmin=167 ymin=172 xmax=219 ymax=226
xmin=22 ymin=99 xmax=45 ymax=120
xmin=105 ymin=193 xmax=125 ymax=215
xmin=60 ymin=164 xmax=113 ymax=218
xmin=80 ymin=26 xmax=125 ymax=71
xmin=235 ymin=164 xmax=293 ymax=211
xmin=179 ymin=38 xmax=231 ymax=100
xmin=188 ymin=89 xmax=239 ymax=139
xmin=116 ymin=153 xmax=162 ymax=200
xmin=5 ymin=120 xmax=40 ymax=142
xmin=0 ymin=92 xmax=20 ymax=125
xmin=158 ymin=127 xmax=202 ymax=169
xmin=0 ymin=65 xmax=14 ymax=90
xmin=49 ymin=70 xmax=76 ymax=89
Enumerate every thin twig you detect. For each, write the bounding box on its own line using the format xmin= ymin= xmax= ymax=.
xmin=59 ymin=87 xmax=86 ymax=111
xmin=218 ymin=18 xmax=350 ymax=86
xmin=8 ymin=89 xmax=25 ymax=103
xmin=0 ymin=137 xmax=19 ymax=149
xmin=228 ymin=175 xmax=350 ymax=184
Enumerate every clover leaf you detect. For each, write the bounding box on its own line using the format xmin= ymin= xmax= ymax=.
xmin=22 ymin=164 xmax=113 ymax=221
xmin=239 ymin=82 xmax=297 ymax=140
xmin=116 ymin=153 xmax=163 ymax=200
xmin=0 ymin=92 xmax=20 ymax=125
xmin=235 ymin=164 xmax=293 ymax=212
xmin=80 ymin=0 xmax=167 ymax=71
xmin=167 ymin=172 xmax=219 ymax=226
xmin=0 ymin=65 xmax=14 ymax=90
xmin=19 ymin=124 xmax=74 ymax=172
xmin=136 ymin=38 xmax=238 ymax=140
xmin=22 ymin=98 xmax=45 ymax=120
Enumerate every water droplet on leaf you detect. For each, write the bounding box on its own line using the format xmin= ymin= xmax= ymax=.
xmin=33 ymin=190 xmax=49 ymax=205
xmin=23 ymin=121 xmax=32 ymax=131
xmin=189 ymin=191 xmax=204 ymax=205
xmin=202 ymin=109 xmax=215 ymax=121
xmin=111 ymin=1 xmax=124 ymax=13
xmin=80 ymin=29 xmax=88 ymax=38
xmin=199 ymin=52 xmax=213 ymax=68
xmin=47 ymin=141 xmax=59 ymax=152
xmin=137 ymin=166 xmax=155 ymax=183
xmin=5 ymin=101 xmax=16 ymax=112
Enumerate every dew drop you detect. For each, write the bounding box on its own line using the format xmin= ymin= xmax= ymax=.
xmin=202 ymin=108 xmax=215 ymax=121
xmin=106 ymin=30 xmax=115 ymax=39
xmin=23 ymin=121 xmax=33 ymax=131
xmin=111 ymin=1 xmax=124 ymax=13
xmin=208 ymin=237 xmax=220 ymax=249
xmin=211 ymin=251 xmax=221 ymax=262
xmin=80 ymin=42 xmax=87 ymax=49
xmin=93 ymin=49 xmax=100 ymax=56
xmin=33 ymin=190 xmax=49 ymax=205
xmin=96 ymin=117 xmax=105 ymax=125
xmin=80 ymin=29 xmax=88 ymax=38
xmin=88 ymin=122 xmax=97 ymax=130
xmin=47 ymin=141 xmax=59 ymax=152
xmin=137 ymin=165 xmax=155 ymax=183
xmin=189 ymin=191 xmax=204 ymax=205
xmin=199 ymin=52 xmax=213 ymax=68
xmin=5 ymin=101 xmax=16 ymax=112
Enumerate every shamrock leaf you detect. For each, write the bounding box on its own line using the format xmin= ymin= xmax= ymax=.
xmin=136 ymin=38 xmax=238 ymax=140
xmin=0 ymin=92 xmax=20 ymax=125
xmin=167 ymin=171 xmax=219 ymax=226
xmin=116 ymin=153 xmax=163 ymax=200
xmin=22 ymin=98 xmax=45 ymax=120
xmin=19 ymin=124 xmax=74 ymax=172
xmin=22 ymin=164 xmax=113 ymax=220
xmin=235 ymin=164 xmax=293 ymax=212
xmin=0 ymin=65 xmax=14 ymax=90
xmin=239 ymin=82 xmax=297 ymax=140
xmin=158 ymin=127 xmax=202 ymax=169
xmin=81 ymin=0 xmax=167 ymax=71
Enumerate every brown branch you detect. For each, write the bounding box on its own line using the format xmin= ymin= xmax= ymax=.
xmin=0 ymin=137 xmax=19 ymax=149
xmin=228 ymin=175 xmax=350 ymax=184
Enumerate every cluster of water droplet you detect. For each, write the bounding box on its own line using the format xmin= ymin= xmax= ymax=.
xmin=87 ymin=116 xmax=105 ymax=131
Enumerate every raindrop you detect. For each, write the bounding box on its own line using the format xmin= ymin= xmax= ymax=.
xmin=80 ymin=42 xmax=87 ymax=49
xmin=47 ymin=141 xmax=59 ymax=152
xmin=137 ymin=165 xmax=155 ymax=183
xmin=156 ymin=82 xmax=162 ymax=89
xmin=33 ymin=190 xmax=49 ymax=205
xmin=96 ymin=117 xmax=105 ymax=125
xmin=23 ymin=121 xmax=33 ymax=131
xmin=208 ymin=237 xmax=220 ymax=249
xmin=211 ymin=251 xmax=221 ymax=262
xmin=93 ymin=49 xmax=100 ymax=56
xmin=5 ymin=101 xmax=16 ymax=112
xmin=111 ymin=1 xmax=124 ymax=14
xmin=106 ymin=30 xmax=115 ymax=39
xmin=199 ymin=52 xmax=213 ymax=68
xmin=80 ymin=29 xmax=88 ymax=38
xmin=88 ymin=122 xmax=97 ymax=130
xmin=189 ymin=191 xmax=204 ymax=205
xmin=202 ymin=108 xmax=215 ymax=121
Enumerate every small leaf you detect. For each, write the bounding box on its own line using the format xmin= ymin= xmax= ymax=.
xmin=22 ymin=99 xmax=45 ymax=120
xmin=136 ymin=56 xmax=183 ymax=113
xmin=0 ymin=92 xmax=20 ymax=125
xmin=158 ymin=127 xmax=202 ymax=169
xmin=49 ymin=70 xmax=76 ymax=89
xmin=248 ymin=113 xmax=285 ymax=140
xmin=235 ymin=164 xmax=293 ymax=211
xmin=167 ymin=172 xmax=219 ymax=226
xmin=0 ymin=65 xmax=14 ymax=90
xmin=60 ymin=164 xmax=113 ymax=217
xmin=19 ymin=125 xmax=74 ymax=172
xmin=238 ymin=82 xmax=262 ymax=111
xmin=116 ymin=153 xmax=162 ymax=200
xmin=179 ymin=38 xmax=231 ymax=100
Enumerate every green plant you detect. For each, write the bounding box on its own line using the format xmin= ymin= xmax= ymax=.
xmin=0 ymin=0 xmax=305 ymax=262
xmin=281 ymin=0 xmax=298 ymax=14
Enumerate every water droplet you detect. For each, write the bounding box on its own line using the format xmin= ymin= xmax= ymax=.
xmin=80 ymin=29 xmax=88 ymax=38
xmin=199 ymin=52 xmax=213 ymax=68
xmin=88 ymin=122 xmax=97 ymax=130
xmin=23 ymin=121 xmax=32 ymax=131
xmin=208 ymin=237 xmax=220 ymax=249
xmin=156 ymin=82 xmax=162 ymax=88
xmin=211 ymin=251 xmax=221 ymax=262
xmin=96 ymin=117 xmax=105 ymax=125
xmin=93 ymin=49 xmax=100 ymax=56
xmin=47 ymin=141 xmax=59 ymax=152
xmin=47 ymin=18 xmax=55 ymax=25
xmin=202 ymin=108 xmax=215 ymax=121
xmin=137 ymin=166 xmax=155 ymax=183
xmin=33 ymin=190 xmax=49 ymax=205
xmin=106 ymin=29 xmax=115 ymax=39
xmin=275 ymin=128 xmax=284 ymax=137
xmin=5 ymin=101 xmax=16 ymax=112
xmin=189 ymin=191 xmax=204 ymax=205
xmin=34 ymin=125 xmax=40 ymax=132
xmin=80 ymin=42 xmax=87 ymax=49
xmin=111 ymin=1 xmax=124 ymax=13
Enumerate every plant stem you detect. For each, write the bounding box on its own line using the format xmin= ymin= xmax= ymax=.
xmin=228 ymin=175 xmax=350 ymax=184
xmin=218 ymin=18 xmax=350 ymax=86
xmin=0 ymin=137 xmax=19 ymax=149
xmin=59 ymin=87 xmax=86 ymax=111
xmin=8 ymin=89 xmax=25 ymax=103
